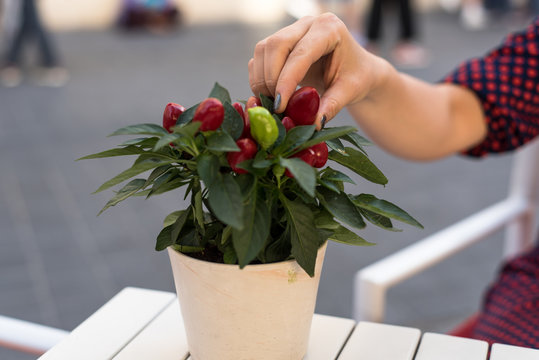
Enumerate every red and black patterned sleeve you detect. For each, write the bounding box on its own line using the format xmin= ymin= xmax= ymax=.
xmin=443 ymin=17 xmax=539 ymax=157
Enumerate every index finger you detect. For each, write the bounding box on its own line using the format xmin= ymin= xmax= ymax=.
xmin=274 ymin=13 xmax=345 ymax=113
xmin=249 ymin=16 xmax=314 ymax=98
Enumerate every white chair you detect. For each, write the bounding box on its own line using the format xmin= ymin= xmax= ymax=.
xmin=354 ymin=137 xmax=539 ymax=325
xmin=0 ymin=315 xmax=68 ymax=355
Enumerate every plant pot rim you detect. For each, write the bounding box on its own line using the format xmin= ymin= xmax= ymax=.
xmin=167 ymin=241 xmax=328 ymax=271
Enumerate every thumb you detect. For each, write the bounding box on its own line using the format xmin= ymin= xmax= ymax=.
xmin=315 ymin=87 xmax=347 ymax=130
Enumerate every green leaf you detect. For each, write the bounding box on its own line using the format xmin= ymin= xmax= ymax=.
xmin=131 ymin=189 xmax=151 ymax=197
xmin=147 ymin=178 xmax=187 ymax=198
xmin=94 ymin=158 xmax=174 ymax=193
xmin=77 ymin=145 xmax=145 ymax=160
xmin=133 ymin=152 xmax=176 ymax=165
xmin=223 ymin=245 xmax=238 ymax=264
xmin=208 ymin=173 xmax=244 ymax=229
xmin=233 ymin=185 xmax=271 ymax=267
xmin=326 ymin=138 xmax=347 ymax=155
xmin=279 ymin=157 xmax=316 ymax=197
xmin=263 ymin=232 xmax=291 ymax=263
xmin=351 ymin=194 xmax=423 ymax=228
xmin=359 ymin=208 xmax=401 ymax=232
xmin=329 ymin=147 xmax=388 ymax=185
xmin=236 ymin=173 xmax=256 ymax=197
xmin=109 ymin=123 xmax=169 ymax=137
xmin=155 ymin=225 xmax=174 ymax=251
xmin=272 ymin=114 xmax=287 ymax=148
xmin=221 ymin=225 xmax=233 ymax=245
xmin=144 ymin=165 xmax=172 ymax=187
xmin=173 ymin=121 xmax=201 ymax=137
xmin=259 ymin=93 xmax=274 ymax=112
xmin=222 ymin=101 xmax=244 ymax=140
xmin=197 ymin=153 xmax=219 ymax=188
xmin=342 ymin=132 xmax=373 ymax=147
xmin=202 ymin=221 xmax=223 ymax=243
xmin=177 ymin=103 xmax=199 ymax=126
xmin=321 ymin=168 xmax=356 ymax=185
xmin=275 ymin=125 xmax=316 ymax=155
xmin=171 ymin=244 xmax=205 ymax=253
xmin=153 ymin=133 xmax=181 ymax=151
xmin=171 ymin=209 xmax=191 ymax=245
xmin=97 ymin=178 xmax=146 ymax=215
xmin=209 ymin=82 xmax=231 ymax=104
xmin=317 ymin=187 xmax=366 ymax=230
xmin=206 ymin=131 xmax=240 ymax=152
xmin=318 ymin=178 xmax=341 ymax=193
xmin=317 ymin=228 xmax=334 ymax=246
xmin=119 ymin=137 xmax=158 ymax=148
xmin=329 ymin=226 xmax=375 ymax=246
xmin=177 ymin=227 xmax=203 ymax=247
xmin=193 ymin=191 xmax=205 ymax=231
xmin=282 ymin=197 xmax=321 ymax=277
xmin=297 ymin=126 xmax=356 ymax=151
xmin=163 ymin=210 xmax=184 ymax=227
xmin=314 ymin=209 xmax=340 ymax=230
xmin=252 ymin=151 xmax=272 ymax=169
xmin=155 ymin=224 xmax=174 ymax=251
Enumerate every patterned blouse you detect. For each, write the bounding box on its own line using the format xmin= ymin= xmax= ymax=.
xmin=443 ymin=17 xmax=539 ymax=348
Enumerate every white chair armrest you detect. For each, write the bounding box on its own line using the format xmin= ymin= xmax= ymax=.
xmin=0 ymin=315 xmax=69 ymax=355
xmin=354 ymin=197 xmax=532 ymax=322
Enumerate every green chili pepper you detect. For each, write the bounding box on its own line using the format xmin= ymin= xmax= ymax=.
xmin=247 ymin=107 xmax=279 ymax=150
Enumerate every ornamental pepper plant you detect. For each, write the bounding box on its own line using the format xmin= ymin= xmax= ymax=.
xmin=80 ymin=83 xmax=422 ymax=276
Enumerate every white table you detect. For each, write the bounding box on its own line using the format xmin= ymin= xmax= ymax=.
xmin=39 ymin=287 xmax=539 ymax=360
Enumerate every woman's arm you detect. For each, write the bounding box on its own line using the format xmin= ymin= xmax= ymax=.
xmin=249 ymin=13 xmax=487 ymax=161
xmin=347 ymin=63 xmax=487 ymax=160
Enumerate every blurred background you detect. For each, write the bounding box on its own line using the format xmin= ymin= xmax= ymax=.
xmin=0 ymin=0 xmax=537 ymax=358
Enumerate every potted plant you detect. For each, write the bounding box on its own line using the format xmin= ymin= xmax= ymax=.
xmin=80 ymin=83 xmax=422 ymax=360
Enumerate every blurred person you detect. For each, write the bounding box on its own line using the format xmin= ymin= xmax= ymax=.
xmin=365 ymin=0 xmax=429 ymax=68
xmin=0 ymin=0 xmax=67 ymax=87
xmin=1 ymin=0 xmax=21 ymax=43
xmin=249 ymin=13 xmax=539 ymax=347
xmin=118 ymin=0 xmax=181 ymax=34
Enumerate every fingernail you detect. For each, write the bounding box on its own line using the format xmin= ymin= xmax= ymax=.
xmin=273 ymin=93 xmax=281 ymax=112
xmin=320 ymin=115 xmax=327 ymax=129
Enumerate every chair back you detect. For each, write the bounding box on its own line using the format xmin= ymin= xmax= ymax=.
xmin=504 ymin=137 xmax=539 ymax=259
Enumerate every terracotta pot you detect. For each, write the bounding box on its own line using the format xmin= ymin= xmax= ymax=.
xmin=167 ymin=242 xmax=328 ymax=360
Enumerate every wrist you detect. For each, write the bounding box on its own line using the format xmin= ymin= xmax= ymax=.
xmin=364 ymin=54 xmax=395 ymax=102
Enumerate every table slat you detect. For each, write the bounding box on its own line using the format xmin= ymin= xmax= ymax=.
xmin=305 ymin=314 xmax=355 ymax=360
xmin=39 ymin=287 xmax=175 ymax=360
xmin=490 ymin=343 xmax=539 ymax=360
xmin=113 ymin=300 xmax=189 ymax=360
xmin=414 ymin=333 xmax=488 ymax=360
xmin=338 ymin=321 xmax=421 ymax=360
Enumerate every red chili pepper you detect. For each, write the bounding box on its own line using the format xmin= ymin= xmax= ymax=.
xmin=284 ymin=87 xmax=320 ymax=126
xmin=285 ymin=148 xmax=316 ymax=178
xmin=281 ymin=116 xmax=296 ymax=132
xmin=310 ymin=142 xmax=328 ymax=168
xmin=227 ymin=138 xmax=258 ymax=174
xmin=233 ymin=102 xmax=252 ymax=139
xmin=193 ymin=98 xmax=224 ymax=131
xmin=162 ymin=102 xmax=186 ymax=133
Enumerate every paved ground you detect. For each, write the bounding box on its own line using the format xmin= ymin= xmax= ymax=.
xmin=0 ymin=10 xmax=531 ymax=359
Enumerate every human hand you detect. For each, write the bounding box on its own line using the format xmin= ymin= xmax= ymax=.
xmin=248 ymin=13 xmax=387 ymax=128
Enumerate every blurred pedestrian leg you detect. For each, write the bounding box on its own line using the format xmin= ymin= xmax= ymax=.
xmin=366 ymin=0 xmax=429 ymax=68
xmin=1 ymin=0 xmax=68 ymax=87
xmin=460 ymin=0 xmax=487 ymax=30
